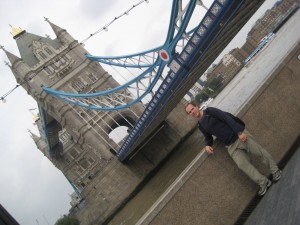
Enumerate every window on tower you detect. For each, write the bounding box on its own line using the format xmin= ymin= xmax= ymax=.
xmin=39 ymin=52 xmax=47 ymax=60
xmin=69 ymin=148 xmax=80 ymax=159
xmin=71 ymin=79 xmax=86 ymax=92
xmin=87 ymin=156 xmax=95 ymax=165
xmin=44 ymin=47 xmax=53 ymax=55
xmin=87 ymin=73 xmax=98 ymax=83
xmin=79 ymin=158 xmax=89 ymax=170
xmin=44 ymin=66 xmax=53 ymax=74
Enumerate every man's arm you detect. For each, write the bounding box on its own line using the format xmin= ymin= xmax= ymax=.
xmin=205 ymin=145 xmax=214 ymax=154
xmin=238 ymin=132 xmax=247 ymax=142
xmin=198 ymin=122 xmax=214 ymax=153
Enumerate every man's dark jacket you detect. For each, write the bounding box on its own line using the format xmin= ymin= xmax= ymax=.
xmin=198 ymin=107 xmax=245 ymax=146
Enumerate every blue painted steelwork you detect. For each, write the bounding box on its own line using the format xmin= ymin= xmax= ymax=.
xmin=66 ymin=177 xmax=82 ymax=197
xmin=118 ymin=0 xmax=246 ymax=161
xmin=42 ymin=0 xmax=199 ymax=110
xmin=38 ymin=104 xmax=52 ymax=155
xmin=163 ymin=0 xmax=197 ymax=55
xmin=37 ymin=103 xmax=61 ymax=157
xmin=85 ymin=28 xmax=196 ymax=68
xmin=41 ymin=0 xmax=246 ymax=161
xmin=42 ymin=60 xmax=163 ymax=111
xmin=86 ymin=46 xmax=161 ymax=68
xmin=42 ymin=58 xmax=166 ymax=110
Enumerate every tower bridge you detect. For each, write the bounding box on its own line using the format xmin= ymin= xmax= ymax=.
xmin=41 ymin=0 xmax=262 ymax=161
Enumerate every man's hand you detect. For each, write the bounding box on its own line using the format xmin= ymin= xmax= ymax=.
xmin=238 ymin=132 xmax=247 ymax=143
xmin=205 ymin=146 xmax=214 ymax=154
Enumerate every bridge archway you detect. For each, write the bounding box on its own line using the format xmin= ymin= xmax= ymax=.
xmin=106 ymin=110 xmax=139 ymax=153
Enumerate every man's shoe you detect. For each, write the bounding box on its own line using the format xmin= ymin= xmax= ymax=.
xmin=258 ymin=179 xmax=272 ymax=196
xmin=272 ymin=169 xmax=282 ymax=182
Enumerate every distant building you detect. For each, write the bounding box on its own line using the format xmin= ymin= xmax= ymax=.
xmin=207 ymin=50 xmax=242 ymax=84
xmin=222 ymin=52 xmax=242 ymax=67
xmin=185 ymin=75 xmax=207 ymax=100
xmin=207 ymin=0 xmax=298 ymax=85
xmin=246 ymin=0 xmax=298 ymax=52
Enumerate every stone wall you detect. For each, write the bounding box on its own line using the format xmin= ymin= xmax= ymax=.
xmin=148 ymin=41 xmax=300 ymax=225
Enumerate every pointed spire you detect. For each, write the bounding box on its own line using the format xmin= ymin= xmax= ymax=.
xmin=28 ymin=128 xmax=48 ymax=155
xmin=1 ymin=45 xmax=24 ymax=83
xmin=44 ymin=17 xmax=76 ymax=45
xmin=0 ymin=45 xmax=21 ymax=65
xmin=44 ymin=17 xmax=65 ymax=37
xmin=28 ymin=129 xmax=41 ymax=144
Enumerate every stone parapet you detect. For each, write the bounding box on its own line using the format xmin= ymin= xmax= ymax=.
xmin=146 ymin=25 xmax=300 ymax=225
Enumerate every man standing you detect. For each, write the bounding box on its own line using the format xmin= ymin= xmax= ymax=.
xmin=185 ymin=102 xmax=282 ymax=196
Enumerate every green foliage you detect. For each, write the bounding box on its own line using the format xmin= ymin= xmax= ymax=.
xmin=55 ymin=216 xmax=79 ymax=225
xmin=195 ymin=88 xmax=210 ymax=104
xmin=194 ymin=75 xmax=224 ymax=104
xmin=207 ymin=76 xmax=223 ymax=91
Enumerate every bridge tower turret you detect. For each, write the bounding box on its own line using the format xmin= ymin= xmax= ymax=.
xmin=2 ymin=21 xmax=146 ymax=217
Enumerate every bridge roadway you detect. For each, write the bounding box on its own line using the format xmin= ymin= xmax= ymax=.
xmin=120 ymin=0 xmax=265 ymax=161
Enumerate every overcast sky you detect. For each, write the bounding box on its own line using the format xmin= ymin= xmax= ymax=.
xmin=0 ymin=1 xmax=276 ymax=224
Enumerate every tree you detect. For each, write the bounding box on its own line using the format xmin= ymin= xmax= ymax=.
xmin=207 ymin=76 xmax=223 ymax=91
xmin=55 ymin=216 xmax=79 ymax=225
xmin=194 ymin=75 xmax=224 ymax=104
xmin=195 ymin=88 xmax=210 ymax=104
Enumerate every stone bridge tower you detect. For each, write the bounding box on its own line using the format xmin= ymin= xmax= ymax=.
xmin=2 ymin=20 xmax=150 ymax=221
xmin=2 ymin=19 xmax=191 ymax=224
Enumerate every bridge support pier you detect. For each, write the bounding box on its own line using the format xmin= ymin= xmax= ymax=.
xmin=126 ymin=99 xmax=197 ymax=178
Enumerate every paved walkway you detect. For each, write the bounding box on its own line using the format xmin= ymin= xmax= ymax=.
xmin=245 ymin=146 xmax=300 ymax=225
